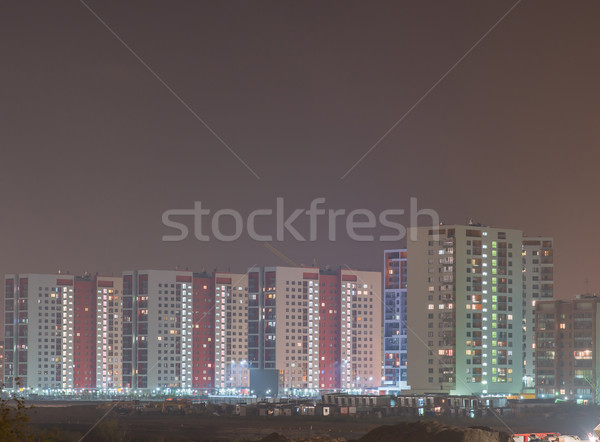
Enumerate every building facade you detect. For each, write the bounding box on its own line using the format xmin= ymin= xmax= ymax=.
xmin=535 ymin=296 xmax=600 ymax=403
xmin=383 ymin=249 xmax=408 ymax=391
xmin=4 ymin=273 xmax=122 ymax=391
xmin=4 ymin=274 xmax=74 ymax=390
xmin=339 ymin=268 xmax=382 ymax=391
xmin=0 ymin=341 xmax=4 ymax=384
xmin=318 ymin=269 xmax=342 ymax=391
xmin=122 ymin=270 xmax=221 ymax=392
xmin=94 ymin=276 xmax=123 ymax=390
xmin=248 ymin=266 xmax=323 ymax=393
xmin=247 ymin=266 xmax=382 ymax=395
xmin=5 ymin=265 xmax=381 ymax=394
xmin=190 ymin=272 xmax=215 ymax=391
xmin=214 ymin=272 xmax=249 ymax=390
xmin=521 ymin=238 xmax=554 ymax=389
xmin=407 ymin=224 xmax=524 ymax=395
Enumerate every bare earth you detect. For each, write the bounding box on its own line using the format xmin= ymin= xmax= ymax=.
xmin=24 ymin=402 xmax=600 ymax=441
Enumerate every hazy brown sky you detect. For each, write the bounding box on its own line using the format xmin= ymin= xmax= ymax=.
xmin=1 ymin=1 xmax=599 ymax=298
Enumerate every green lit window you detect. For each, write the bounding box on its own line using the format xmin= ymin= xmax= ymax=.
xmin=492 ymin=287 xmax=497 ymax=293
xmin=492 ymin=376 xmax=497 ymax=383
xmin=492 ymin=303 xmax=497 ymax=310
xmin=492 ymin=250 xmax=497 ymax=257
xmin=492 ymin=296 xmax=497 ymax=302
xmin=492 ymin=259 xmax=497 ymax=266
xmin=492 ymin=241 xmax=497 ymax=248
xmin=492 ymin=341 xmax=497 ymax=347
xmin=492 ymin=349 xmax=497 ymax=356
xmin=492 ymin=277 xmax=497 ymax=284
xmin=492 ymin=268 xmax=497 ymax=274
xmin=492 ymin=322 xmax=497 ymax=329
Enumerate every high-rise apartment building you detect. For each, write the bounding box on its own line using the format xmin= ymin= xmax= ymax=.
xmin=4 ymin=273 xmax=122 ymax=391
xmin=191 ymin=272 xmax=215 ymax=391
xmin=522 ymin=238 xmax=554 ymax=389
xmin=214 ymin=272 xmax=249 ymax=390
xmin=383 ymin=249 xmax=408 ymax=391
xmin=318 ymin=268 xmax=342 ymax=391
xmin=73 ymin=276 xmax=96 ymax=389
xmin=5 ymin=265 xmax=381 ymax=394
xmin=407 ymin=224 xmax=524 ymax=395
xmin=122 ymin=270 xmax=218 ymax=391
xmin=339 ymin=268 xmax=382 ymax=391
xmin=535 ymin=296 xmax=600 ymax=403
xmin=94 ymin=276 xmax=123 ymax=390
xmin=247 ymin=266 xmax=382 ymax=395
xmin=248 ymin=266 xmax=323 ymax=393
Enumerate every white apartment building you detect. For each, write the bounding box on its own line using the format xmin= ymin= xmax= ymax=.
xmin=122 ymin=270 xmax=195 ymax=391
xmin=339 ymin=268 xmax=382 ymax=390
xmin=4 ymin=274 xmax=75 ymax=391
xmin=407 ymin=224 xmax=524 ymax=395
xmin=95 ymin=276 xmax=123 ymax=389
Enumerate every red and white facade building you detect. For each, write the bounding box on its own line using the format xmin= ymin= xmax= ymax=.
xmin=121 ymin=270 xmax=219 ymax=392
xmin=318 ymin=270 xmax=341 ymax=390
xmin=247 ymin=266 xmax=382 ymax=394
xmin=190 ymin=272 xmax=215 ymax=390
xmin=4 ymin=266 xmax=381 ymax=394
xmin=4 ymin=273 xmax=123 ymax=391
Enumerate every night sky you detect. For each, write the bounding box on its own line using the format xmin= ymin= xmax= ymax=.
xmin=2 ymin=1 xmax=600 ymax=300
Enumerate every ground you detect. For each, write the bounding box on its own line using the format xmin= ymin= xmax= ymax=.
xmin=21 ymin=402 xmax=600 ymax=441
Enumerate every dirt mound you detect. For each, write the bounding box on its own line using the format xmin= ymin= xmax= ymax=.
xmin=353 ymin=420 xmax=513 ymax=442
xmin=259 ymin=433 xmax=346 ymax=442
xmin=260 ymin=432 xmax=292 ymax=442
xmin=296 ymin=438 xmax=347 ymax=442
